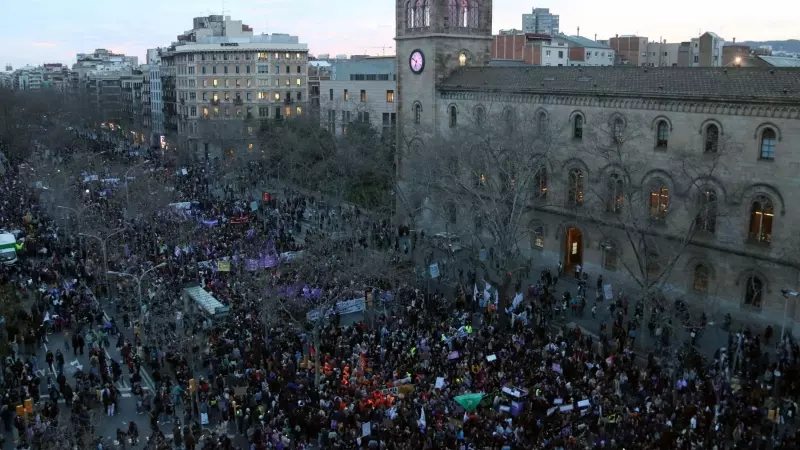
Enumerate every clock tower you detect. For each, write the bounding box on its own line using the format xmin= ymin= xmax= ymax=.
xmin=395 ymin=0 xmax=493 ymax=146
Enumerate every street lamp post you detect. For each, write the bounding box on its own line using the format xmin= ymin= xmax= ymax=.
xmin=780 ymin=289 xmax=797 ymax=342
xmin=108 ymin=262 xmax=167 ymax=336
xmin=79 ymin=228 xmax=127 ymax=294
xmin=124 ymin=160 xmax=151 ymax=213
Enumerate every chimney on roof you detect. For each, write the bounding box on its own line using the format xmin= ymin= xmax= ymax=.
xmin=594 ymin=34 xmax=597 ymax=41
xmin=577 ymin=26 xmax=580 ymax=36
xmin=733 ymin=37 xmax=736 ymax=43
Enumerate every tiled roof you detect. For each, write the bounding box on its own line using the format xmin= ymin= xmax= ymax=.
xmin=439 ymin=66 xmax=800 ymax=103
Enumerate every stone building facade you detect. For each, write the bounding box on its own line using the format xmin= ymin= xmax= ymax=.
xmin=394 ymin=0 xmax=800 ymax=329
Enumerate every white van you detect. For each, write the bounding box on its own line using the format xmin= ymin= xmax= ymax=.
xmin=0 ymin=233 xmax=18 ymax=265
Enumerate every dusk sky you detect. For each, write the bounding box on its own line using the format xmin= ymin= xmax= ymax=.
xmin=2 ymin=0 xmax=797 ymax=68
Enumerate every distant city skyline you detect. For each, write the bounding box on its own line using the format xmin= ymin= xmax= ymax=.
xmin=1 ymin=0 xmax=797 ymax=68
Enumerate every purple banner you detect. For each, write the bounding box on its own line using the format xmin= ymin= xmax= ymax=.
xmin=203 ymin=219 xmax=219 ymax=227
xmin=245 ymin=259 xmax=260 ymax=271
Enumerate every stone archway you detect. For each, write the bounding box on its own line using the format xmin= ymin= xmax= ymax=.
xmin=562 ymin=226 xmax=584 ymax=272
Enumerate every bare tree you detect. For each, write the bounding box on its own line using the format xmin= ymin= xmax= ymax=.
xmin=260 ymin=229 xmax=410 ymax=388
xmin=579 ymin=112 xmax=735 ymax=348
xmin=403 ymin=104 xmax=556 ymax=323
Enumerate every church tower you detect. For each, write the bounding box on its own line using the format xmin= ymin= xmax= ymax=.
xmin=395 ymin=0 xmax=493 ymax=144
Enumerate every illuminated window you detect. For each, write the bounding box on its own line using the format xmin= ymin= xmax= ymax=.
xmin=296 ymin=106 xmax=302 ymax=115
xmin=213 ymin=107 xmax=219 ymax=115
xmin=284 ymin=107 xmax=292 ymax=116
xmin=285 ymin=79 xmax=290 ymax=86
xmin=386 ymin=90 xmax=395 ymax=103
xmin=459 ymin=52 xmax=467 ymax=66
xmin=344 ymin=89 xmax=349 ymax=101
xmin=202 ymin=107 xmax=208 ymax=116
xmin=749 ymin=196 xmax=773 ymax=244
xmin=213 ymin=79 xmax=218 ymax=87
xmin=360 ymin=90 xmax=366 ymax=102
xmin=532 ymin=226 xmax=544 ymax=249
xmin=567 ymin=168 xmax=584 ymax=206
xmin=534 ymin=168 xmax=547 ymax=199
xmin=649 ymin=184 xmax=669 ymax=218
xmin=274 ymin=93 xmax=280 ymax=100
xmin=258 ymin=92 xmax=266 ymax=100
xmin=248 ymin=143 xmax=254 ymax=150
xmin=296 ymin=78 xmax=301 ymax=86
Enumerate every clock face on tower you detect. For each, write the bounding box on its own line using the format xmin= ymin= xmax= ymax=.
xmin=409 ymin=50 xmax=425 ymax=74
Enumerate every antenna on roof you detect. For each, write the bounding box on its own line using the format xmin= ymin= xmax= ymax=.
xmin=577 ymin=26 xmax=580 ymax=37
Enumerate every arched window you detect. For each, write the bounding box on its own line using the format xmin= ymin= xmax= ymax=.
xmin=413 ymin=102 xmax=422 ymax=124
xmin=603 ymin=244 xmax=618 ymax=270
xmin=695 ymin=188 xmax=717 ymax=233
xmin=537 ymin=111 xmax=548 ymax=135
xmin=612 ymin=117 xmax=625 ymax=144
xmin=421 ymin=0 xmax=430 ymax=27
xmin=459 ymin=0 xmax=469 ymax=27
xmin=607 ymin=173 xmax=624 ymax=213
xmin=567 ymin=168 xmax=584 ymax=206
xmin=656 ymin=120 xmax=669 ymax=149
xmin=406 ymin=1 xmax=416 ymax=28
xmin=447 ymin=0 xmax=458 ymax=27
xmin=744 ymin=275 xmax=764 ymax=307
xmin=468 ymin=0 xmax=479 ymax=27
xmin=448 ymin=105 xmax=457 ymax=128
xmin=532 ymin=225 xmax=545 ymax=249
xmin=459 ymin=51 xmax=468 ymax=67
xmin=749 ymin=195 xmax=773 ymax=244
xmin=573 ymin=115 xmax=583 ymax=140
xmin=414 ymin=0 xmax=422 ymax=27
xmin=759 ymin=128 xmax=777 ymax=160
xmin=693 ymin=264 xmax=709 ymax=292
xmin=475 ymin=106 xmax=485 ymax=127
xmin=704 ymin=124 xmax=719 ymax=153
xmin=533 ymin=167 xmax=547 ymax=199
xmin=649 ymin=181 xmax=669 ymax=218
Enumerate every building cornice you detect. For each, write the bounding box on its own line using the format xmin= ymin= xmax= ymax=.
xmin=395 ymin=34 xmax=494 ymax=42
xmin=438 ymin=90 xmax=800 ymax=119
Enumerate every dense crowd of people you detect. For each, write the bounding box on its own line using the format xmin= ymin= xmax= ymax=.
xmin=0 ymin=135 xmax=799 ymax=450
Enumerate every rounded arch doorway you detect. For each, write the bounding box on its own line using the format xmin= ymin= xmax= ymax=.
xmin=563 ymin=226 xmax=584 ymax=273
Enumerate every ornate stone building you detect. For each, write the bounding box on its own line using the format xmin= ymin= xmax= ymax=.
xmin=395 ymin=0 xmax=800 ymax=329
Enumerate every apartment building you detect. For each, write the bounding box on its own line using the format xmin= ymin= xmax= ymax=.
xmin=308 ymin=60 xmax=332 ymax=118
xmin=522 ymin=8 xmax=559 ymax=35
xmin=146 ymin=48 xmax=165 ymax=145
xmin=16 ymin=66 xmax=43 ymax=90
xmin=562 ymin=35 xmax=615 ymax=66
xmin=645 ymin=41 xmax=680 ymax=67
xmin=695 ymin=32 xmax=725 ymax=67
xmin=609 ymin=35 xmax=648 ymax=66
xmin=492 ymin=33 xmax=612 ymax=66
xmin=318 ymin=57 xmax=396 ymax=138
xmin=157 ymin=15 xmax=310 ymax=157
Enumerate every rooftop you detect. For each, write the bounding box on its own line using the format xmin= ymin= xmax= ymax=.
xmin=562 ymin=35 xmax=612 ymax=49
xmin=439 ymin=66 xmax=800 ymax=103
xmin=759 ymin=56 xmax=800 ymax=68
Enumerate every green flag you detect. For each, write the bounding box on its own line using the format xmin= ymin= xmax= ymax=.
xmin=454 ymin=393 xmax=485 ymax=413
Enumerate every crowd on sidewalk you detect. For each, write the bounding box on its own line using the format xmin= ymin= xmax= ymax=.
xmin=0 ymin=140 xmax=799 ymax=450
